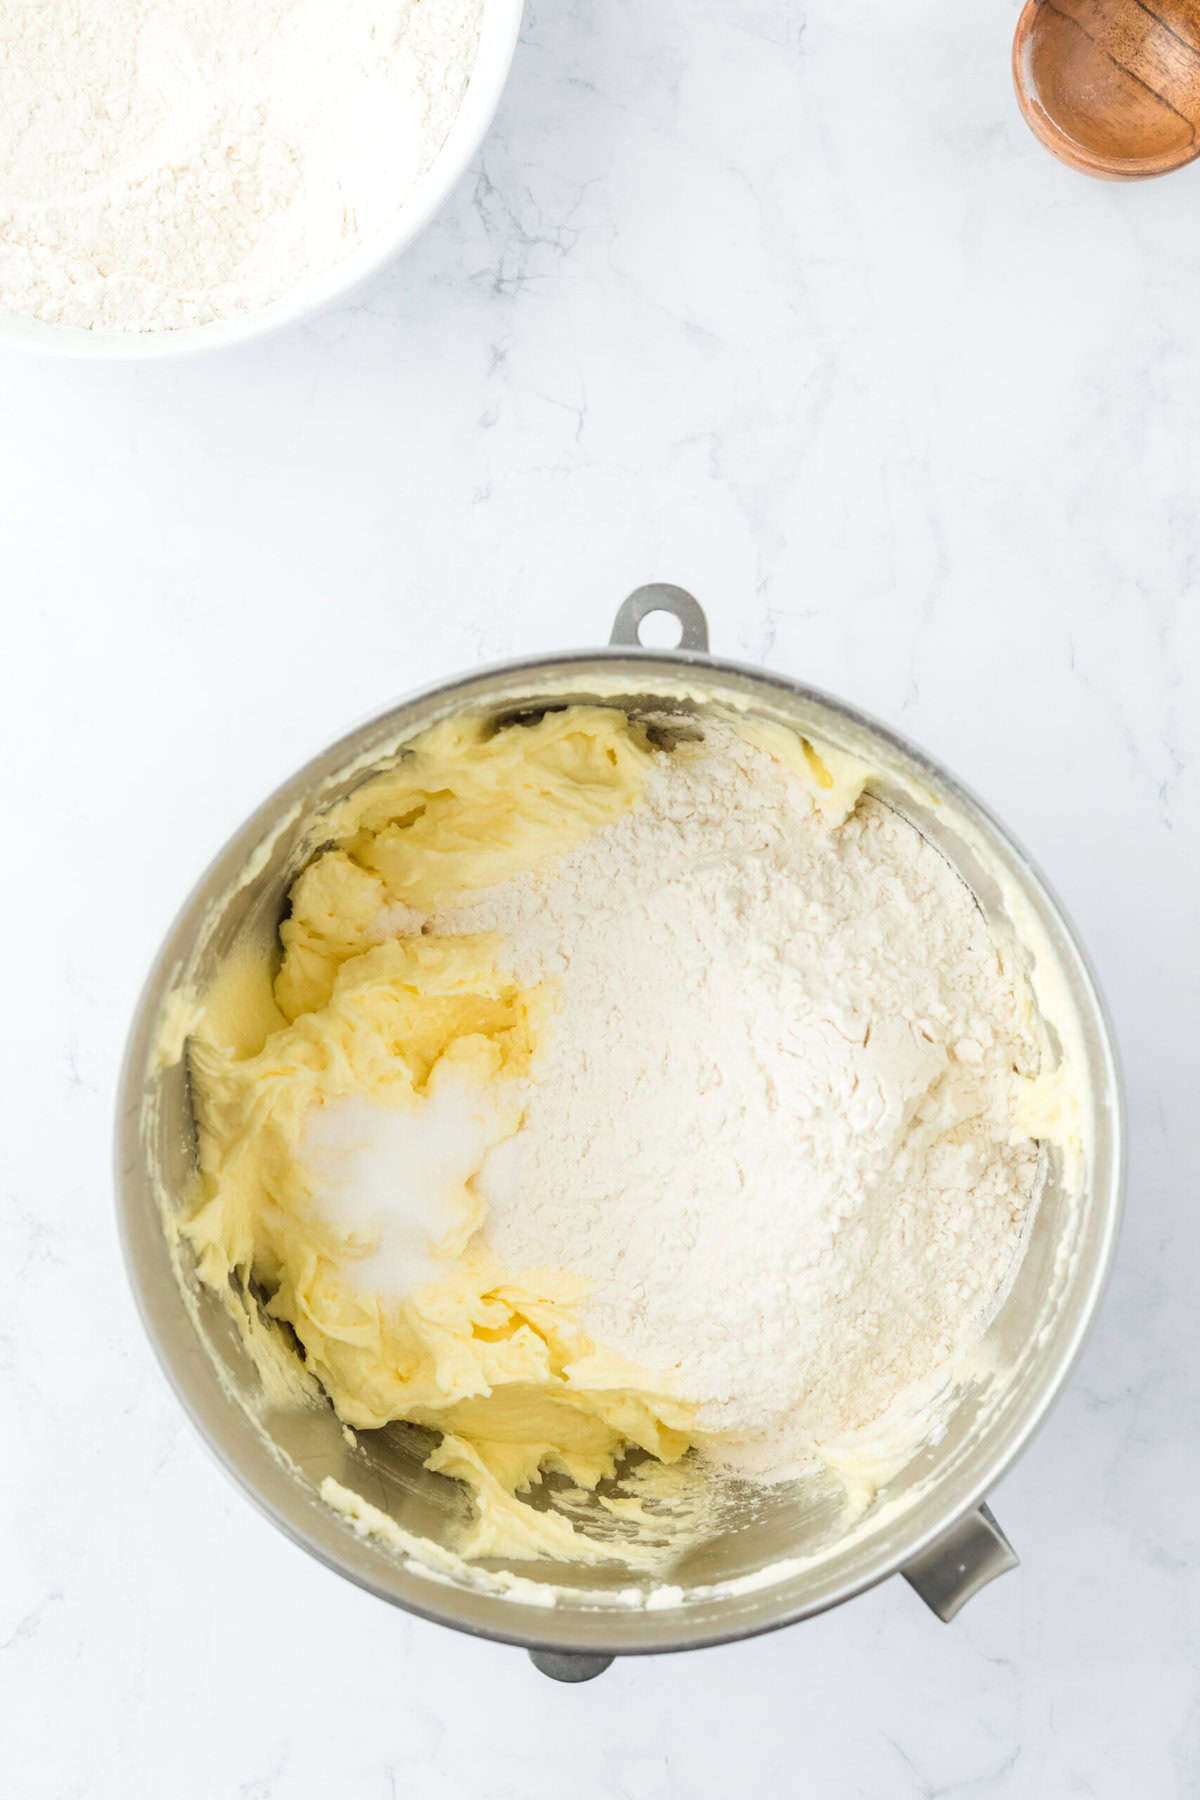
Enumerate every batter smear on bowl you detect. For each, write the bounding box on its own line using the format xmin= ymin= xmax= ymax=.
xmin=183 ymin=707 xmax=1059 ymax=1561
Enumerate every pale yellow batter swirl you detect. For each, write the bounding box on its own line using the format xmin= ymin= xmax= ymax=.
xmin=185 ymin=707 xmax=699 ymax=1561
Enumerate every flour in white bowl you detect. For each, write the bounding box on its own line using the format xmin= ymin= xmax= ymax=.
xmin=381 ymin=723 xmax=1043 ymax=1482
xmin=0 ymin=0 xmax=483 ymax=332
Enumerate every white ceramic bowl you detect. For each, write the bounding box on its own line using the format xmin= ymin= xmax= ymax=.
xmin=0 ymin=0 xmax=524 ymax=361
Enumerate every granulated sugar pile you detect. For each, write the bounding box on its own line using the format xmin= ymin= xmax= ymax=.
xmin=387 ymin=723 xmax=1042 ymax=1480
xmin=0 ymin=0 xmax=482 ymax=332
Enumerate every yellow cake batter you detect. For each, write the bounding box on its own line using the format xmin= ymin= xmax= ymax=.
xmin=180 ymin=700 xmax=1051 ymax=1569
xmin=184 ymin=707 xmax=704 ymax=1561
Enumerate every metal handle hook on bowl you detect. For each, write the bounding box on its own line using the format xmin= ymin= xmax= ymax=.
xmin=610 ymin=584 xmax=710 ymax=653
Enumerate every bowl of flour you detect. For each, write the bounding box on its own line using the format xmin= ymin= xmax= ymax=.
xmin=0 ymin=0 xmax=523 ymax=355
xmin=118 ymin=585 xmax=1123 ymax=1668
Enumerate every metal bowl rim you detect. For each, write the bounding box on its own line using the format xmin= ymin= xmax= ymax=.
xmin=115 ymin=639 xmax=1126 ymax=1655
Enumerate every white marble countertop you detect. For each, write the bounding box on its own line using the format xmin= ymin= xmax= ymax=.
xmin=4 ymin=1 xmax=1198 ymax=1793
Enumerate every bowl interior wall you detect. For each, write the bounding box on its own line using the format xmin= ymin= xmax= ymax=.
xmin=123 ymin=655 xmax=1120 ymax=1651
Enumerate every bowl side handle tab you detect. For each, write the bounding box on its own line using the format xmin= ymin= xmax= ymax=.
xmin=901 ymin=1502 xmax=1019 ymax=1622
xmin=609 ymin=585 xmax=710 ymax=653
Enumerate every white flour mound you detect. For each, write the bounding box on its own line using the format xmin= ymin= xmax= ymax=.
xmin=0 ymin=0 xmax=482 ymax=332
xmin=389 ymin=724 xmax=1042 ymax=1482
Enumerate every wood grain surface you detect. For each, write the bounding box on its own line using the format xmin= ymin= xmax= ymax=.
xmin=1013 ymin=0 xmax=1200 ymax=178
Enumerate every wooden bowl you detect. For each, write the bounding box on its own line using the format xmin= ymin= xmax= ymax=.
xmin=1013 ymin=0 xmax=1200 ymax=180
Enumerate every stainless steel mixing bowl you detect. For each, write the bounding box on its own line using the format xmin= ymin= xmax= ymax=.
xmin=116 ymin=585 xmax=1123 ymax=1680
